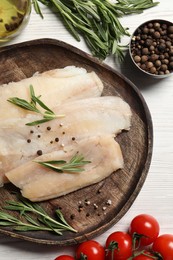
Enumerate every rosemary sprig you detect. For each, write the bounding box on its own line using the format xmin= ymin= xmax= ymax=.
xmin=35 ymin=153 xmax=91 ymax=173
xmin=0 ymin=195 xmax=76 ymax=234
xmin=32 ymin=0 xmax=159 ymax=60
xmin=7 ymin=85 xmax=65 ymax=126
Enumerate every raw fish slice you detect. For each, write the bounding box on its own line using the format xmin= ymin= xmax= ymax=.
xmin=0 ymin=96 xmax=131 ymax=186
xmin=5 ymin=135 xmax=124 ymax=202
xmin=40 ymin=66 xmax=87 ymax=78
xmin=0 ymin=69 xmax=103 ymax=120
xmin=2 ymin=96 xmax=131 ymax=128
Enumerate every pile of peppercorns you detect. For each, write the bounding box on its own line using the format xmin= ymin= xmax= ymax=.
xmin=130 ymin=19 xmax=173 ymax=76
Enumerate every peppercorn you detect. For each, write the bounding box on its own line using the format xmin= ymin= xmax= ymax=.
xmin=168 ymin=26 xmax=173 ymax=34
xmin=145 ymin=38 xmax=153 ymax=47
xmin=142 ymin=47 xmax=149 ymax=55
xmin=153 ymin=22 xmax=160 ymax=29
xmin=143 ymin=27 xmax=149 ymax=34
xmin=162 ymin=24 xmax=167 ymax=30
xmin=153 ymin=31 xmax=160 ymax=38
xmin=141 ymin=55 xmax=148 ymax=63
xmin=146 ymin=61 xmax=154 ymax=69
xmin=150 ymin=66 xmax=157 ymax=74
xmin=148 ymin=23 xmax=153 ymax=28
xmin=169 ymin=62 xmax=173 ymax=69
xmin=37 ymin=150 xmax=43 ymax=156
xmin=140 ymin=63 xmax=147 ymax=70
xmin=130 ymin=19 xmax=173 ymax=75
xmin=134 ymin=55 xmax=141 ymax=62
xmin=149 ymin=45 xmax=155 ymax=52
xmin=166 ymin=41 xmax=172 ymax=47
xmin=160 ymin=64 xmax=168 ymax=71
xmin=150 ymin=54 xmax=159 ymax=61
xmin=162 ymin=59 xmax=169 ymax=65
xmin=155 ymin=60 xmax=161 ymax=67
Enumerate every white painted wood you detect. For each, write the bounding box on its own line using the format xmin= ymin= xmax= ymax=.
xmin=0 ymin=0 xmax=173 ymax=258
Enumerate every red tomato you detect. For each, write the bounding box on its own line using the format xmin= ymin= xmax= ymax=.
xmin=129 ymin=214 xmax=160 ymax=246
xmin=133 ymin=251 xmax=155 ymax=260
xmin=152 ymin=234 xmax=173 ymax=260
xmin=105 ymin=231 xmax=133 ymax=260
xmin=75 ymin=240 xmax=105 ymax=260
xmin=54 ymin=256 xmax=75 ymax=260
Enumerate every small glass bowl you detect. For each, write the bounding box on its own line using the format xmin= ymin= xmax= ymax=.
xmin=129 ymin=19 xmax=173 ymax=78
xmin=0 ymin=0 xmax=31 ymax=43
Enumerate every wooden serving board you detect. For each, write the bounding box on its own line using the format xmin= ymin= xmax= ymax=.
xmin=0 ymin=39 xmax=153 ymax=245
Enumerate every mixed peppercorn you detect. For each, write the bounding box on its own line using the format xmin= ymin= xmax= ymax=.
xmin=130 ymin=19 xmax=173 ymax=76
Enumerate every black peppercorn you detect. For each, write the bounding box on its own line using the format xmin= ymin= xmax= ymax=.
xmin=142 ymin=47 xmax=149 ymax=55
xmin=37 ymin=150 xmax=43 ymax=156
xmin=168 ymin=26 xmax=173 ymax=34
xmin=130 ymin=19 xmax=173 ymax=75
xmin=169 ymin=62 xmax=173 ymax=69
xmin=153 ymin=31 xmax=160 ymax=38
xmin=153 ymin=22 xmax=160 ymax=29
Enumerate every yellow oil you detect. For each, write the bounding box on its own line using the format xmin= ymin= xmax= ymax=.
xmin=0 ymin=0 xmax=31 ymax=41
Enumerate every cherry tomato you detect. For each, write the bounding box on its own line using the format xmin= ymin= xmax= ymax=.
xmin=105 ymin=231 xmax=133 ymax=260
xmin=129 ymin=214 xmax=160 ymax=246
xmin=54 ymin=256 xmax=75 ymax=260
xmin=75 ymin=240 xmax=105 ymax=260
xmin=152 ymin=234 xmax=173 ymax=260
xmin=133 ymin=251 xmax=155 ymax=260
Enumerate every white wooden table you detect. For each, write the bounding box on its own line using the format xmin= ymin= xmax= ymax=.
xmin=0 ymin=1 xmax=173 ymax=259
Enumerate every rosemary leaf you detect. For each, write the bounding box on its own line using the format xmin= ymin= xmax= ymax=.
xmin=0 ymin=196 xmax=77 ymax=234
xmin=8 ymin=85 xmax=65 ymax=126
xmin=32 ymin=0 xmax=159 ymax=60
xmin=32 ymin=0 xmax=44 ymax=18
xmin=35 ymin=153 xmax=91 ymax=173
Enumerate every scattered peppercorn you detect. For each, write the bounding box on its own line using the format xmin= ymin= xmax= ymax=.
xmin=37 ymin=150 xmax=43 ymax=156
xmin=47 ymin=126 xmax=51 ymax=131
xmin=130 ymin=19 xmax=173 ymax=75
xmin=70 ymin=214 xmax=75 ymax=220
xmin=55 ymin=137 xmax=59 ymax=142
xmin=27 ymin=139 xmax=31 ymax=143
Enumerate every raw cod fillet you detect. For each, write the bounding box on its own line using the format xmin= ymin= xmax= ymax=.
xmin=0 ymin=96 xmax=131 ymax=186
xmin=5 ymin=135 xmax=124 ymax=202
xmin=0 ymin=66 xmax=103 ymax=121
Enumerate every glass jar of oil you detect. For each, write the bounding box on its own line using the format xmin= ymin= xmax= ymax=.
xmin=0 ymin=0 xmax=31 ymax=42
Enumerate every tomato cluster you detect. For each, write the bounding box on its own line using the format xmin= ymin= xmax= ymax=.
xmin=54 ymin=214 xmax=173 ymax=260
